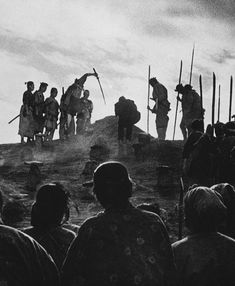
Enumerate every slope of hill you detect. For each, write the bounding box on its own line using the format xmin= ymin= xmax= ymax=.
xmin=0 ymin=116 xmax=184 ymax=241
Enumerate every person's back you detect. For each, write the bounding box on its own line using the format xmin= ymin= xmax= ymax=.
xmin=115 ymin=98 xmax=139 ymax=124
xmin=173 ymin=232 xmax=235 ymax=286
xmin=24 ymin=182 xmax=76 ymax=269
xmin=182 ymin=88 xmax=201 ymax=121
xmin=0 ymin=224 xmax=59 ymax=286
xmin=62 ymin=161 xmax=175 ymax=286
xmin=172 ymin=186 xmax=235 ymax=286
xmin=25 ymin=225 xmax=75 ymax=269
xmin=62 ymin=205 xmax=175 ymax=286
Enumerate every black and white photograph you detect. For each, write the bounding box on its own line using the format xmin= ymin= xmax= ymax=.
xmin=0 ymin=0 xmax=235 ymax=285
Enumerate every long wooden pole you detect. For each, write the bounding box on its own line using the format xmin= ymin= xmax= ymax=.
xmin=173 ymin=60 xmax=183 ymax=140
xmin=229 ymin=76 xmax=233 ymax=121
xmin=189 ymin=44 xmax=195 ymax=85
xmin=212 ymin=73 xmax=216 ymax=135
xmin=147 ymin=65 xmax=151 ymax=134
xmin=199 ymin=75 xmax=203 ymax=117
xmin=178 ymin=177 xmax=184 ymax=240
xmin=218 ymin=84 xmax=221 ymax=122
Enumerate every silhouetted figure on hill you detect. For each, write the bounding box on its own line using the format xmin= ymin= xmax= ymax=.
xmin=62 ymin=161 xmax=176 ymax=286
xmin=0 ymin=189 xmax=59 ymax=285
xmin=44 ymin=87 xmax=59 ymax=141
xmin=148 ymin=77 xmax=170 ymax=140
xmin=115 ymin=97 xmax=140 ymax=143
xmin=64 ymin=72 xmax=97 ymax=136
xmin=172 ymin=186 xmax=235 ymax=286
xmin=33 ymin=82 xmax=48 ymax=134
xmin=24 ymin=183 xmax=76 ymax=269
xmin=76 ymin=89 xmax=93 ymax=134
xmin=175 ymin=84 xmax=203 ymax=140
xmin=18 ymin=81 xmax=35 ymax=143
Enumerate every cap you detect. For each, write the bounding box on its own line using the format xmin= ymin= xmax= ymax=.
xmin=83 ymin=161 xmax=131 ymax=187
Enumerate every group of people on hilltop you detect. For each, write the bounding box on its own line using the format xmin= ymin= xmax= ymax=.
xmin=18 ymin=70 xmax=206 ymax=144
xmin=115 ymin=77 xmax=203 ymax=143
xmin=18 ymin=72 xmax=95 ymax=143
xmin=1 ymin=161 xmax=235 ymax=286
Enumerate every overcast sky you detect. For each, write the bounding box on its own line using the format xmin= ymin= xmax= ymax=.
xmin=0 ymin=0 xmax=235 ymax=143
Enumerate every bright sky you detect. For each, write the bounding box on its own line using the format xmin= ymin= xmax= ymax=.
xmin=0 ymin=0 xmax=235 ymax=143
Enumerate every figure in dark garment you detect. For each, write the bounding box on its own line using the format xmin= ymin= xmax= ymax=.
xmin=115 ymin=97 xmax=140 ymax=143
xmin=172 ymin=186 xmax=235 ymax=286
xmin=18 ymin=81 xmax=35 ymax=143
xmin=0 ymin=189 xmax=59 ymax=286
xmin=182 ymin=119 xmax=216 ymax=187
xmin=24 ymin=183 xmax=76 ymax=269
xmin=211 ymin=183 xmax=235 ymax=239
xmin=175 ymin=84 xmax=203 ymax=140
xmin=148 ymin=77 xmax=170 ymax=140
xmin=62 ymin=161 xmax=176 ymax=286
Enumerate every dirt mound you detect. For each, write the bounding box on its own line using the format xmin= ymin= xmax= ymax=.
xmin=0 ymin=116 xmax=184 ymax=241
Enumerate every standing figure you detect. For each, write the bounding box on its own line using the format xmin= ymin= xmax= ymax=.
xmin=148 ymin=77 xmax=170 ymax=140
xmin=33 ymin=82 xmax=48 ymax=134
xmin=44 ymin=88 xmax=59 ymax=141
xmin=175 ymin=84 xmax=202 ymax=140
xmin=64 ymin=72 xmax=97 ymax=137
xmin=18 ymin=81 xmax=35 ymax=143
xmin=115 ymin=96 xmax=140 ymax=143
xmin=59 ymin=89 xmax=68 ymax=140
xmin=76 ymin=89 xmax=93 ymax=134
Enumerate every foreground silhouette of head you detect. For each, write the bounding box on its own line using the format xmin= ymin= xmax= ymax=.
xmin=93 ymin=161 xmax=133 ymax=209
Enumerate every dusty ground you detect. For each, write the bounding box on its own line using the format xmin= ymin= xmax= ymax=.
xmin=0 ymin=116 xmax=184 ymax=242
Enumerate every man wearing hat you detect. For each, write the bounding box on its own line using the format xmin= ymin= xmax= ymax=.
xmin=62 ymin=161 xmax=176 ymax=286
xmin=175 ymin=83 xmax=202 ymax=140
xmin=63 ymin=72 xmax=97 ymax=136
xmin=148 ymin=77 xmax=170 ymax=140
xmin=33 ymin=82 xmax=48 ymax=134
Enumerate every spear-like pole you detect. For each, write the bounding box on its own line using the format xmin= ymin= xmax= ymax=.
xmin=199 ymin=75 xmax=203 ymax=119
xmin=229 ymin=76 xmax=233 ymax=121
xmin=212 ymin=73 xmax=216 ymax=135
xmin=218 ymin=84 xmax=221 ymax=122
xmin=189 ymin=44 xmax=195 ymax=85
xmin=178 ymin=177 xmax=185 ymax=240
xmin=173 ymin=60 xmax=183 ymax=140
xmin=147 ymin=65 xmax=151 ymax=134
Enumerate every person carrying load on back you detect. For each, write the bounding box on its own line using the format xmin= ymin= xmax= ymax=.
xmin=63 ymin=72 xmax=97 ymax=136
xmin=175 ymin=83 xmax=203 ymax=140
xmin=115 ymin=96 xmax=140 ymax=144
xmin=148 ymin=77 xmax=170 ymax=140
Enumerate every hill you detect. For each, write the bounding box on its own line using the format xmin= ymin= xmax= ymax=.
xmin=0 ymin=116 xmax=184 ymax=241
